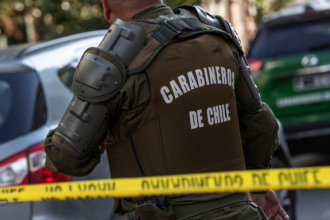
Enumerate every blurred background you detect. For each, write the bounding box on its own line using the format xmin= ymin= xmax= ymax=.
xmin=1 ymin=0 xmax=330 ymax=220
xmin=0 ymin=0 xmax=292 ymax=51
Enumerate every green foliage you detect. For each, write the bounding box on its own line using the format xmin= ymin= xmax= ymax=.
xmin=272 ymin=0 xmax=293 ymax=12
xmin=35 ymin=0 xmax=109 ymax=40
xmin=0 ymin=0 xmax=108 ymax=44
xmin=0 ymin=0 xmax=201 ymax=44
xmin=254 ymin=0 xmax=293 ymax=21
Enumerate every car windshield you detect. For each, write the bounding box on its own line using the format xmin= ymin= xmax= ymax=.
xmin=0 ymin=72 xmax=46 ymax=144
xmin=248 ymin=17 xmax=330 ymax=60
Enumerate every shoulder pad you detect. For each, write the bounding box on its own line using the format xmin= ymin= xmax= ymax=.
xmin=72 ymin=19 xmax=147 ymax=102
xmin=174 ymin=5 xmax=244 ymax=55
xmin=174 ymin=5 xmax=221 ymax=28
xmin=212 ymin=15 xmax=244 ymax=55
xmin=225 ymin=20 xmax=243 ymax=53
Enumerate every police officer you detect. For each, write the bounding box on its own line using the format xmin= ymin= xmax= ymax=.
xmin=44 ymin=0 xmax=289 ymax=219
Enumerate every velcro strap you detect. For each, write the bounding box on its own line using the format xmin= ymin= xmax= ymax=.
xmin=167 ymin=18 xmax=202 ymax=32
xmin=152 ymin=18 xmax=202 ymax=45
xmin=152 ymin=23 xmax=179 ymax=45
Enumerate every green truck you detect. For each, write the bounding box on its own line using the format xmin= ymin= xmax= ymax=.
xmin=247 ymin=1 xmax=330 ymax=155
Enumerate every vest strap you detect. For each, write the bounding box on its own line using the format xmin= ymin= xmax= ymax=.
xmin=128 ymin=10 xmax=243 ymax=74
xmin=152 ymin=18 xmax=202 ymax=45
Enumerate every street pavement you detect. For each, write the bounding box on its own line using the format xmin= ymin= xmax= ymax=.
xmin=296 ymin=189 xmax=330 ymax=220
xmin=293 ymin=153 xmax=330 ymax=220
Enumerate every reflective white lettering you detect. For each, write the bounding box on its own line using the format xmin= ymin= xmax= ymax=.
xmin=227 ymin=69 xmax=232 ymax=86
xmin=207 ymin=108 xmax=214 ymax=125
xmin=195 ymin=69 xmax=205 ymax=87
xmin=178 ymin=75 xmax=190 ymax=93
xmin=206 ymin=103 xmax=231 ymax=126
xmin=209 ymin=67 xmax=217 ymax=84
xmin=189 ymin=110 xmax=204 ymax=129
xmin=188 ymin=71 xmax=198 ymax=90
xmin=219 ymin=105 xmax=224 ymax=122
xmin=213 ymin=106 xmax=220 ymax=124
xmin=221 ymin=67 xmax=227 ymax=85
xmin=170 ymin=80 xmax=183 ymax=99
xmin=221 ymin=104 xmax=227 ymax=122
xmin=226 ymin=103 xmax=231 ymax=121
xmin=216 ymin=66 xmax=222 ymax=84
xmin=160 ymin=86 xmax=173 ymax=104
xmin=189 ymin=111 xmax=198 ymax=129
xmin=204 ymin=67 xmax=210 ymax=85
xmin=160 ymin=66 xmax=236 ymax=104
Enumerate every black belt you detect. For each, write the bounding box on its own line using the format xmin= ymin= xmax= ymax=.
xmin=170 ymin=193 xmax=252 ymax=220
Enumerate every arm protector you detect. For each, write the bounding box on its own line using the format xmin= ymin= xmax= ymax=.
xmin=236 ymin=57 xmax=279 ymax=170
xmin=50 ymin=19 xmax=147 ymax=157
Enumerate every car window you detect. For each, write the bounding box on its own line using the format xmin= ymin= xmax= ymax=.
xmin=58 ymin=65 xmax=76 ymax=90
xmin=0 ymin=72 xmax=47 ymax=144
xmin=248 ymin=17 xmax=330 ymax=60
xmin=0 ymin=81 xmax=12 ymax=130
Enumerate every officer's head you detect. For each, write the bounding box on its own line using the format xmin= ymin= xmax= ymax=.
xmin=100 ymin=0 xmax=163 ymax=24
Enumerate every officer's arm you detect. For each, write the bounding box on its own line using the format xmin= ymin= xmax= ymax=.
xmin=43 ymin=45 xmax=117 ymax=177
xmin=238 ymin=101 xmax=279 ymax=170
xmin=43 ymin=20 xmax=147 ymax=177
xmin=44 ymin=95 xmax=111 ymax=177
xmin=233 ymin=51 xmax=279 ymax=170
xmin=44 ymin=115 xmax=108 ymax=177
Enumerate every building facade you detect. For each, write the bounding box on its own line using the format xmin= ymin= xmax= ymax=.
xmin=201 ymin=0 xmax=257 ymax=52
xmin=201 ymin=0 xmax=307 ymax=52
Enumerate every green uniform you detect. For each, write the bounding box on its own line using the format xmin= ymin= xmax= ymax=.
xmin=44 ymin=5 xmax=278 ymax=220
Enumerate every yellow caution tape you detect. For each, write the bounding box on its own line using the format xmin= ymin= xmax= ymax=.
xmin=1 ymin=166 xmax=330 ymax=203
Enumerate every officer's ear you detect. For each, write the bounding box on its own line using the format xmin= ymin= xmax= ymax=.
xmin=101 ymin=0 xmax=111 ymax=22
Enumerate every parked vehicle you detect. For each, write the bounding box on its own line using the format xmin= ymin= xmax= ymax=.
xmin=0 ymin=30 xmax=113 ymax=220
xmin=247 ymin=0 xmax=330 ymax=155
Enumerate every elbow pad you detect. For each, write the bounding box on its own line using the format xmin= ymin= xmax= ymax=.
xmin=52 ymin=19 xmax=147 ymax=156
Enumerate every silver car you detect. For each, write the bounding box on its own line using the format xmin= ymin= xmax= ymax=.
xmin=0 ymin=30 xmax=113 ymax=220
